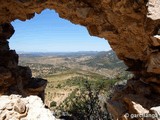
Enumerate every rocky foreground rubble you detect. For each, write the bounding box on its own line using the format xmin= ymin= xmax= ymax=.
xmin=0 ymin=95 xmax=56 ymax=120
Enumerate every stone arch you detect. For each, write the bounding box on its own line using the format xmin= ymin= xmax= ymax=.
xmin=0 ymin=0 xmax=160 ymax=119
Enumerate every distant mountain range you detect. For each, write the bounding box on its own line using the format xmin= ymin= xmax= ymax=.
xmin=19 ymin=50 xmax=127 ymax=72
xmin=82 ymin=50 xmax=126 ymax=69
xmin=18 ymin=51 xmax=100 ymax=57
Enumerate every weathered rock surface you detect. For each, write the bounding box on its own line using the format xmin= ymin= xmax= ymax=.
xmin=0 ymin=94 xmax=56 ymax=120
xmin=108 ymin=78 xmax=160 ymax=120
xmin=147 ymin=0 xmax=160 ymax=20
xmin=0 ymin=0 xmax=160 ymax=120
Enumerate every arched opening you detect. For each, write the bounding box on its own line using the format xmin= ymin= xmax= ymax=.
xmin=8 ymin=9 xmax=130 ymax=119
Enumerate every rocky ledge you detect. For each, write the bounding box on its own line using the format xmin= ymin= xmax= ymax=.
xmin=0 ymin=94 xmax=55 ymax=120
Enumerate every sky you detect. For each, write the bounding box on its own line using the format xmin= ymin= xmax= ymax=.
xmin=10 ymin=9 xmax=111 ymax=52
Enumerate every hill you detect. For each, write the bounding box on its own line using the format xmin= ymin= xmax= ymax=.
xmin=18 ymin=50 xmax=131 ymax=114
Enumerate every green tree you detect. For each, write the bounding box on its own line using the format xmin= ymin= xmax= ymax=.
xmin=60 ymin=80 xmax=113 ymax=120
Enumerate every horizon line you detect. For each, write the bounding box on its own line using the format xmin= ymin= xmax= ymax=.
xmin=17 ymin=50 xmax=112 ymax=53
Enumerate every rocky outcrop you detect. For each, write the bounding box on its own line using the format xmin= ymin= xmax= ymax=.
xmin=0 ymin=0 xmax=160 ymax=119
xmin=108 ymin=78 xmax=160 ymax=120
xmin=0 ymin=94 xmax=55 ymax=120
xmin=0 ymin=23 xmax=47 ymax=101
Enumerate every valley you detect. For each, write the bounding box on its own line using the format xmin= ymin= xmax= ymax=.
xmin=18 ymin=50 xmax=131 ymax=117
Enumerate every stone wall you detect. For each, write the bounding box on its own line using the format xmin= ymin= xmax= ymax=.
xmin=0 ymin=94 xmax=55 ymax=120
xmin=0 ymin=23 xmax=47 ymax=101
xmin=0 ymin=0 xmax=160 ymax=119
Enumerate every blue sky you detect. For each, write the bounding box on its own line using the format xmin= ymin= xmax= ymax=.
xmin=10 ymin=9 xmax=111 ymax=52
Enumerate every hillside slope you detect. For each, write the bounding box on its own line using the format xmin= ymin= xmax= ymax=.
xmin=19 ymin=50 xmax=131 ymax=109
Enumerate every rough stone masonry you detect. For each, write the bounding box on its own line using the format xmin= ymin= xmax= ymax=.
xmin=0 ymin=23 xmax=47 ymax=101
xmin=0 ymin=0 xmax=160 ymax=119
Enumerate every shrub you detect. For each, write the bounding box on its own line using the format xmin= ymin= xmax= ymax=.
xmin=50 ymin=101 xmax=57 ymax=107
xmin=58 ymin=80 xmax=113 ymax=120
